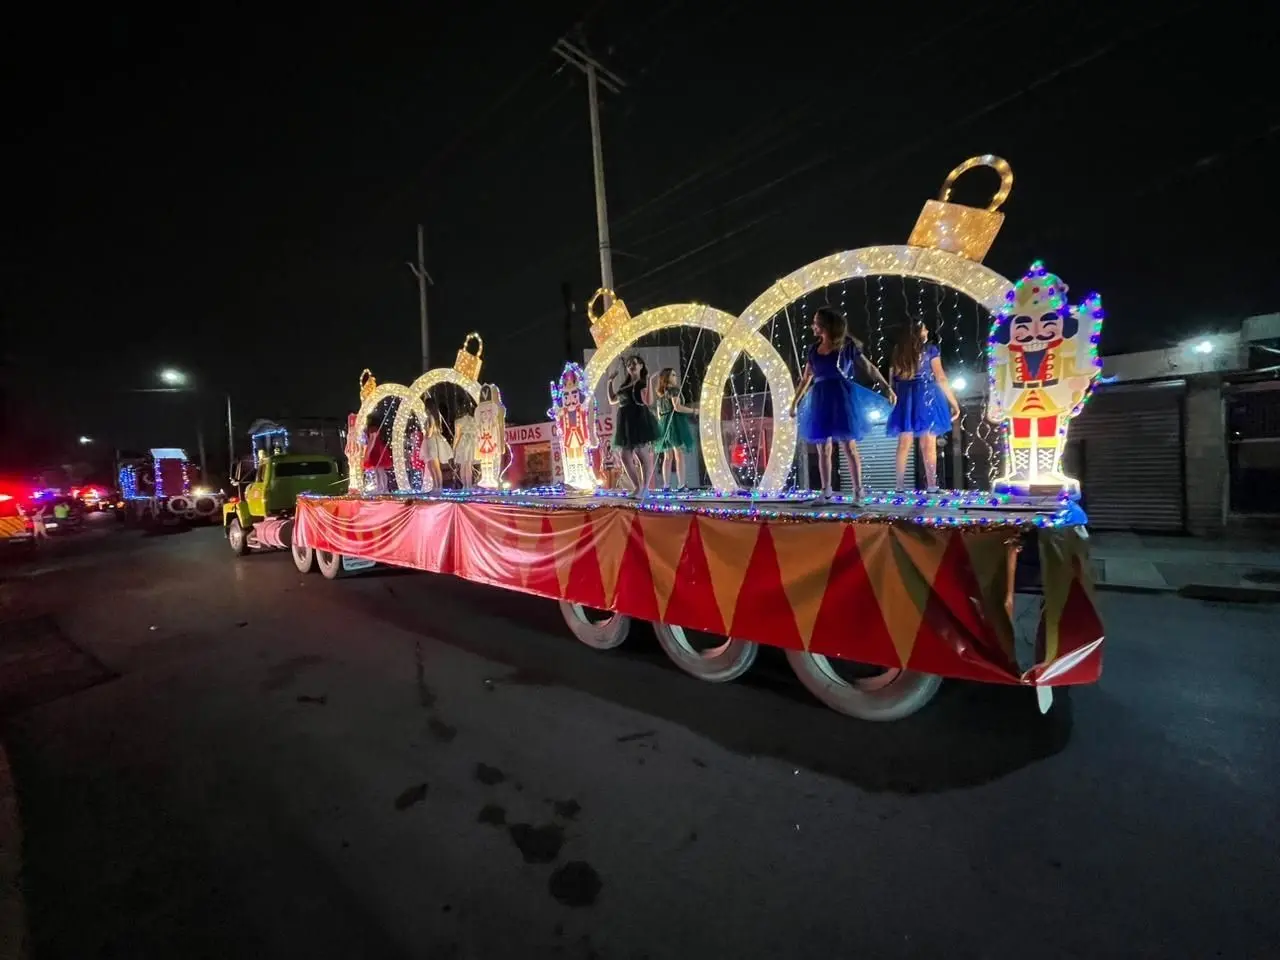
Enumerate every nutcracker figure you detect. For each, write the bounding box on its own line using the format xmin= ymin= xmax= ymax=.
xmin=474 ymin=384 xmax=506 ymax=489
xmin=987 ymin=261 xmax=1104 ymax=494
xmin=344 ymin=413 xmax=365 ymax=495
xmin=549 ymin=362 xmax=599 ymax=491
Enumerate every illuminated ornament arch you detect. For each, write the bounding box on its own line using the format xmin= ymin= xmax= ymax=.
xmin=354 ymin=336 xmax=486 ymax=493
xmin=579 ymin=297 xmax=795 ymax=492
xmin=698 ymin=155 xmax=1025 ymax=494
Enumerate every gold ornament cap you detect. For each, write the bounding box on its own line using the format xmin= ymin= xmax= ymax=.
xmin=587 ymin=288 xmax=631 ymax=348
xmin=907 ymin=155 xmax=1013 ymax=263
xmin=454 ymin=332 xmax=484 ymax=381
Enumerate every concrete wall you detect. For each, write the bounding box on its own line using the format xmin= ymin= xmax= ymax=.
xmin=1183 ymin=380 xmax=1227 ymax=536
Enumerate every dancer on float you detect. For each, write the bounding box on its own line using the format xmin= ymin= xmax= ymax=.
xmin=885 ymin=320 xmax=961 ymax=491
xmin=790 ymin=306 xmax=896 ymax=501
xmin=607 ymin=355 xmax=659 ymax=494
xmin=651 ymin=367 xmax=699 ymax=489
xmin=418 ymin=398 xmax=453 ymax=492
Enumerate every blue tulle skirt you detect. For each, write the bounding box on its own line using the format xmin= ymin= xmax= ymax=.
xmin=797 ymin=378 xmax=890 ymax=444
xmin=885 ymin=379 xmax=952 ymax=437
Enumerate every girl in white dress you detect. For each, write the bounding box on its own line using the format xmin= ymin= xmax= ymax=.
xmin=419 ymin=399 xmax=453 ymax=492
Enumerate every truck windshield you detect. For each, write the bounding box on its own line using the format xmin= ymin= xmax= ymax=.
xmin=274 ymin=461 xmax=334 ymax=478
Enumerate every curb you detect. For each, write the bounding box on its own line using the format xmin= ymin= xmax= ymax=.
xmin=1177 ymin=584 xmax=1280 ymax=604
xmin=1094 ymin=581 xmax=1280 ymax=603
xmin=1094 ymin=582 xmax=1171 ymax=596
xmin=0 ymin=743 xmax=28 ymax=960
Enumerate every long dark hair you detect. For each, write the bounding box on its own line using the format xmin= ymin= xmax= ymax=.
xmin=626 ymin=355 xmax=648 ymax=385
xmin=423 ymin=397 xmax=441 ymax=435
xmin=813 ymin=306 xmax=863 ymax=351
xmin=891 ymin=321 xmax=926 ymax=378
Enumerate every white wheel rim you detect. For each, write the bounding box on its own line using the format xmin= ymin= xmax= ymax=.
xmin=810 ymin=654 xmax=904 ymax=692
xmin=666 ymin=624 xmax=733 ymax=659
xmin=229 ymin=524 xmax=243 ymax=549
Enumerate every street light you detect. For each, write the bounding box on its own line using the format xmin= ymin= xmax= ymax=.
xmin=78 ymin=436 xmax=93 ymax=445
xmin=1192 ymin=339 xmax=1214 ymax=355
xmin=159 ymin=368 xmax=189 ymax=386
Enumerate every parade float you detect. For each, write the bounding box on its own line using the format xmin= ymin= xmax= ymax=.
xmin=290 ymin=156 xmax=1105 ymax=721
xmin=118 ymin=447 xmax=224 ymax=525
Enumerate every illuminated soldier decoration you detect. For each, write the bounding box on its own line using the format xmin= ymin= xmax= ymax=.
xmin=987 ymin=261 xmax=1104 ymax=493
xmin=473 ymin=383 xmax=507 ymax=489
xmin=549 ymin=362 xmax=599 ymax=491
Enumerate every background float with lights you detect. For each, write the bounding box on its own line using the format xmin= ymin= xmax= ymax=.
xmin=291 ymin=157 xmax=1105 ymax=722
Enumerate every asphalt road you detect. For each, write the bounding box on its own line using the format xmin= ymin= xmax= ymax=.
xmin=1 ymin=519 xmax=1277 ymax=959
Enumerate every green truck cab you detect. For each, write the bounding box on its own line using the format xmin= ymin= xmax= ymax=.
xmin=224 ymin=453 xmax=346 ymax=556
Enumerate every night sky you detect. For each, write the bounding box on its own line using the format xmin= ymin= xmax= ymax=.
xmin=4 ymin=0 xmax=1275 ymax=475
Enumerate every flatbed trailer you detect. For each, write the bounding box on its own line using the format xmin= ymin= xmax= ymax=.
xmin=290 ymin=487 xmax=1101 ymax=721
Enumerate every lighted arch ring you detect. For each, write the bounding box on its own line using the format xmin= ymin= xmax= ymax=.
xmin=391 ymin=368 xmax=483 ymax=490
xmin=354 ymin=368 xmax=483 ymax=492
xmin=581 ymin=303 xmax=795 ymax=492
xmin=698 ymin=245 xmax=1015 ymax=494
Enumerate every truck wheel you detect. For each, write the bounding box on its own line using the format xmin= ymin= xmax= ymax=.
xmin=227 ymin=518 xmax=249 ymax=557
xmin=316 ymin=549 xmax=344 ymax=580
xmin=785 ymin=652 xmax=942 ymax=722
xmin=292 ymin=538 xmax=316 ymax=574
xmin=559 ymin=602 xmax=629 ymax=650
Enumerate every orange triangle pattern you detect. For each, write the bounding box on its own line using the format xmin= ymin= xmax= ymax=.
xmin=907 ymin=531 xmax=1018 ymax=684
xmin=593 ymin=508 xmax=627 ymax=606
xmin=612 ymin=512 xmax=660 ymax=621
xmin=695 ymin=516 xmax=761 ymax=635
xmin=662 ymin=514 xmax=725 ymax=635
xmin=564 ymin=511 xmax=608 ymax=609
xmin=548 ymin=510 xmax=587 ymax=596
xmin=635 ymin=512 xmax=693 ymax=620
xmin=728 ymin=526 xmax=801 ymax=651
xmin=769 ymin=520 xmax=847 ymax=651
xmin=854 ymin=525 xmax=923 ymax=666
xmin=807 ymin=524 xmax=901 ymax=669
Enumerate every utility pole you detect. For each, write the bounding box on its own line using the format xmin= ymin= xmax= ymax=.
xmin=561 ymin=282 xmax=574 ymax=361
xmin=553 ymin=36 xmax=625 ymax=308
xmin=406 ymin=224 xmax=433 ymax=372
xmin=225 ymin=393 xmax=235 ymax=479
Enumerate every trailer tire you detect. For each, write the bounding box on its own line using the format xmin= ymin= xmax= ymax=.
xmin=227 ymin=518 xmax=248 ymax=557
xmin=559 ymin=602 xmax=629 ymax=650
xmin=292 ymin=538 xmax=316 ymax=574
xmin=785 ymin=652 xmax=942 ymax=722
xmin=653 ymin=624 xmax=758 ymax=683
xmin=316 ymin=549 xmax=345 ymax=580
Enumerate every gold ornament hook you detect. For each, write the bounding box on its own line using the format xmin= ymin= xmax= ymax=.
xmin=937 ymin=155 xmax=1014 ymax=212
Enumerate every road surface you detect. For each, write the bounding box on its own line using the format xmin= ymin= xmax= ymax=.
xmin=1 ymin=521 xmax=1277 ymax=958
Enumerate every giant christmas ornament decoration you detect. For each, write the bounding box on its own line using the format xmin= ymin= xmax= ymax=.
xmin=474 ymin=383 xmax=507 ymax=489
xmin=987 ymin=261 xmax=1104 ymax=494
xmin=549 ymin=362 xmax=599 ymax=491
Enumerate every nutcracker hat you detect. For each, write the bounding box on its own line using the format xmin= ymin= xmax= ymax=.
xmin=1006 ymin=261 xmax=1069 ymax=318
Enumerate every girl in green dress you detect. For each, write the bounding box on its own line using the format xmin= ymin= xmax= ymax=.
xmin=651 ymin=367 xmax=700 ymax=489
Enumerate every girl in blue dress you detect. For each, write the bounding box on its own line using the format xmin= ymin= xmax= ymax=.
xmin=791 ymin=306 xmax=896 ymax=500
xmin=885 ymin=321 xmax=961 ymax=491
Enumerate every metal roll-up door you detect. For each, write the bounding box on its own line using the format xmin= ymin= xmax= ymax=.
xmin=1064 ymin=382 xmax=1185 ymax=532
xmin=840 ymin=431 xmax=912 ymax=492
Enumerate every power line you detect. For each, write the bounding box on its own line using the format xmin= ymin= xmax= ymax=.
xmin=614 ymin=4 xmax=1191 ymax=305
